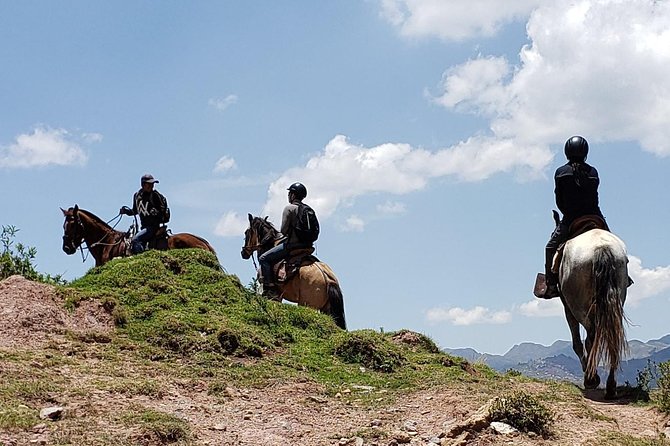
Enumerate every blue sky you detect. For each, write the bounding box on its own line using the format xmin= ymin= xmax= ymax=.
xmin=2 ymin=0 xmax=670 ymax=355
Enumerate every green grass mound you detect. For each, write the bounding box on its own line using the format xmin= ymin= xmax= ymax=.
xmin=60 ymin=249 xmax=489 ymax=391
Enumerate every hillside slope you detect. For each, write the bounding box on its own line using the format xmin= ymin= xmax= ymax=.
xmin=0 ymin=250 xmax=668 ymax=445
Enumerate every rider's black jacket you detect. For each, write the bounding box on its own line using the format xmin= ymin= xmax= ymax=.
xmin=554 ymin=161 xmax=603 ymax=225
xmin=131 ymin=189 xmax=169 ymax=229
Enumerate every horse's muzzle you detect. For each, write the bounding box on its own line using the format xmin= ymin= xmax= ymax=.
xmin=62 ymin=236 xmax=76 ymax=255
xmin=241 ymin=248 xmax=251 ymax=260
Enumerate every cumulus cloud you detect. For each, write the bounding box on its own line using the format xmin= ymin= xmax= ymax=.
xmin=380 ymin=0 xmax=541 ymax=41
xmin=426 ymin=305 xmax=512 ymax=326
xmin=377 ymin=201 xmax=406 ymax=215
xmin=341 ymin=215 xmax=365 ymax=232
xmin=626 ymin=255 xmax=670 ymax=307
xmin=430 ymin=0 xmax=670 ymax=154
xmin=261 ymin=134 xmax=551 ymax=221
xmin=518 ymin=298 xmax=564 ymax=318
xmin=213 ymin=155 xmax=237 ymax=173
xmin=214 ymin=211 xmax=249 ymax=237
xmin=209 ymin=94 xmax=238 ymax=112
xmin=0 ymin=126 xmax=89 ymax=168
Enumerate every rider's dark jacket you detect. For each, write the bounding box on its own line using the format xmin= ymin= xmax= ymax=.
xmin=554 ymin=161 xmax=603 ymax=225
xmin=129 ymin=189 xmax=169 ymax=229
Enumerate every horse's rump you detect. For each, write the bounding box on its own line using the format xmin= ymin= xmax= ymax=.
xmin=167 ymin=232 xmax=216 ymax=254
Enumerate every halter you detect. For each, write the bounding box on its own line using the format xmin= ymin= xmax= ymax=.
xmin=243 ymin=217 xmax=281 ymax=270
xmin=64 ymin=210 xmax=126 ymax=263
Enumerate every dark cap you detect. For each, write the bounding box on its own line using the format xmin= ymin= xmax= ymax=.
xmin=141 ymin=174 xmax=159 ymax=184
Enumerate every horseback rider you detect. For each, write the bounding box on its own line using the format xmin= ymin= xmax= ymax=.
xmin=540 ymin=136 xmax=607 ymax=299
xmin=119 ymin=173 xmax=170 ymax=254
xmin=259 ymin=182 xmax=315 ymax=298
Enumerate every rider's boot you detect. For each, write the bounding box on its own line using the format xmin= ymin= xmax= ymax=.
xmin=262 ymin=283 xmax=281 ymax=301
xmin=542 ymin=270 xmax=561 ymax=299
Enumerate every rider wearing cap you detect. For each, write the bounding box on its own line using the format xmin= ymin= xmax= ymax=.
xmin=540 ymin=136 xmax=606 ymax=299
xmin=120 ymin=174 xmax=170 ymax=254
xmin=258 ymin=182 xmax=314 ymax=298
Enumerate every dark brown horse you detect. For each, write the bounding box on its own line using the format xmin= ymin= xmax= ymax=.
xmin=62 ymin=205 xmax=217 ymax=267
xmin=241 ymin=214 xmax=346 ymax=329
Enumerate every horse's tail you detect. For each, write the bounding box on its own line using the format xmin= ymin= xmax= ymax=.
xmin=587 ymin=245 xmax=627 ymax=377
xmin=326 ymin=282 xmax=347 ymax=330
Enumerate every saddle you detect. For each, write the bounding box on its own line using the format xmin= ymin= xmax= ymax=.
xmin=274 ymin=247 xmax=318 ymax=284
xmin=551 ymin=215 xmax=608 ymax=273
xmin=147 ymin=226 xmax=170 ymax=250
xmin=124 ymin=225 xmax=171 ymax=255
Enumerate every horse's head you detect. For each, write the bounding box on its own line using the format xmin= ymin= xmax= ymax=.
xmin=61 ymin=205 xmax=84 ymax=255
xmin=241 ymin=213 xmax=278 ymax=259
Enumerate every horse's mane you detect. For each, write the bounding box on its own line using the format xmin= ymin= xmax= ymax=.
xmin=76 ymin=208 xmax=115 ymax=231
xmin=252 ymin=216 xmax=281 ymax=243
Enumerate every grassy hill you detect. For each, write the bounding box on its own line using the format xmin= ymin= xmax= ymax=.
xmin=1 ymin=249 xmax=668 ymax=445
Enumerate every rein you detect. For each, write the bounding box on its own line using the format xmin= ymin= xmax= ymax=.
xmin=74 ymin=212 xmax=126 ymax=262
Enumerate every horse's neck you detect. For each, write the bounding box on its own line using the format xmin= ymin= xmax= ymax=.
xmin=80 ymin=214 xmax=118 ymax=245
xmin=257 ymin=224 xmax=281 ymax=256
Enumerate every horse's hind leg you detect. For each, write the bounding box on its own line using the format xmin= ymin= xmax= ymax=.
xmin=565 ymin=306 xmax=587 ymax=372
xmin=605 ymin=366 xmax=617 ymax=400
xmin=583 ymin=327 xmax=601 ymax=389
xmin=565 ymin=306 xmax=600 ymax=389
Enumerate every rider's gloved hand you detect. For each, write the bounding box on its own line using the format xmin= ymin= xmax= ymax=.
xmin=120 ymin=206 xmax=132 ymax=215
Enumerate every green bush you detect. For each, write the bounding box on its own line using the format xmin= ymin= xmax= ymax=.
xmin=657 ymin=360 xmax=670 ymax=413
xmin=334 ymin=329 xmax=405 ymax=373
xmin=489 ymin=390 xmax=554 ymax=436
xmin=0 ymin=225 xmax=64 ymax=284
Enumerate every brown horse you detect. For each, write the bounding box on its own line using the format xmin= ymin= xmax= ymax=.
xmin=241 ymin=214 xmax=346 ymax=329
xmin=62 ymin=205 xmax=217 ymax=267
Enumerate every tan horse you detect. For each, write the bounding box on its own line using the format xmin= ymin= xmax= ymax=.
xmin=62 ymin=205 xmax=217 ymax=267
xmin=241 ymin=214 xmax=346 ymax=329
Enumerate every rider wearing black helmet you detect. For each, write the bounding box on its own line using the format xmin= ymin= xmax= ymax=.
xmin=258 ymin=182 xmax=314 ymax=298
xmin=540 ymin=136 xmax=606 ymax=299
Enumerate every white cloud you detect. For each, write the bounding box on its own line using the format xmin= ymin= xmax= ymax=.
xmin=626 ymin=255 xmax=670 ymax=307
xmin=214 ymin=155 xmax=237 ymax=173
xmin=208 ymin=94 xmax=238 ymax=112
xmin=0 ymin=126 xmax=89 ymax=168
xmin=431 ymin=0 xmax=670 ymax=154
xmin=380 ymin=0 xmax=541 ymax=41
xmin=214 ymin=211 xmax=249 ymax=237
xmin=377 ymin=201 xmax=406 ymax=215
xmin=425 ymin=306 xmax=512 ymax=326
xmin=261 ymin=134 xmax=552 ymax=221
xmin=82 ymin=132 xmax=103 ymax=143
xmin=518 ymin=299 xmax=564 ymax=318
xmin=341 ymin=215 xmax=365 ymax=232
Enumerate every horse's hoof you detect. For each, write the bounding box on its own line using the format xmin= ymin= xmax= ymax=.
xmin=584 ymin=374 xmax=601 ymax=389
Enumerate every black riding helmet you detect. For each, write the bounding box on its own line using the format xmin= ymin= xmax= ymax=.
xmin=564 ymin=136 xmax=589 ymax=162
xmin=287 ymin=182 xmax=307 ymax=200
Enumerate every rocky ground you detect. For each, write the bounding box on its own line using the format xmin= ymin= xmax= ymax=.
xmin=0 ymin=275 xmax=669 ymax=446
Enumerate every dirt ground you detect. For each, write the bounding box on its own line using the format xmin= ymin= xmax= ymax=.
xmin=0 ymin=275 xmax=669 ymax=446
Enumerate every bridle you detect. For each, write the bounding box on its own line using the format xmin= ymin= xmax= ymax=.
xmin=63 ymin=209 xmax=125 ymax=262
xmin=242 ymin=217 xmax=279 ymax=268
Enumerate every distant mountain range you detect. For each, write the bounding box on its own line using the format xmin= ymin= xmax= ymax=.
xmin=444 ymin=334 xmax=670 ymax=385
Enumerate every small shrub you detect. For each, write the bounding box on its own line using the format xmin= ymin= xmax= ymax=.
xmin=489 ymin=390 xmax=554 ymax=436
xmin=0 ymin=225 xmax=64 ymax=284
xmin=657 ymin=360 xmax=670 ymax=413
xmin=334 ymin=330 xmax=405 ymax=373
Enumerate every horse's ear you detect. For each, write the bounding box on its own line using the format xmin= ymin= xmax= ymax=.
xmin=60 ymin=207 xmax=67 ymax=216
xmin=73 ymin=204 xmax=79 ymax=215
xmin=248 ymin=213 xmax=253 ymax=223
xmin=264 ymin=216 xmax=269 ymax=221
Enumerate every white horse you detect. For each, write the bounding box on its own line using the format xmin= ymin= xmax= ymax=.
xmin=559 ymin=229 xmax=629 ymax=399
